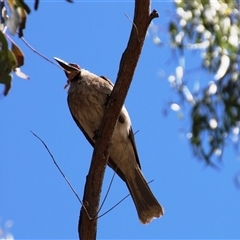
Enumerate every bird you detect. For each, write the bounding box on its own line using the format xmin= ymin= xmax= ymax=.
xmin=54 ymin=57 xmax=164 ymax=224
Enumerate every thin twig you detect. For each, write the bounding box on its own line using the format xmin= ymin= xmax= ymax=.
xmin=30 ymin=130 xmax=92 ymax=220
xmin=30 ymin=129 xmax=143 ymax=222
xmin=2 ymin=25 xmax=7 ymax=34
xmin=96 ymin=140 xmax=130 ymax=214
xmin=97 ymin=169 xmax=116 ymax=215
xmin=6 ymin=29 xmax=65 ymax=71
xmin=2 ymin=8 xmax=60 ymax=68
xmin=95 ymin=180 xmax=154 ymax=220
xmin=97 ymin=144 xmax=128 ymax=215
xmin=124 ymin=13 xmax=139 ymax=40
xmin=20 ymin=36 xmax=62 ymax=69
xmin=97 ymin=193 xmax=130 ymax=219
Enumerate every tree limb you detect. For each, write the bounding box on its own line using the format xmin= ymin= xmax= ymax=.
xmin=78 ymin=1 xmax=159 ymax=239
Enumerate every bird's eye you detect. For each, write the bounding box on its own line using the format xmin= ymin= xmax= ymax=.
xmin=69 ymin=63 xmax=81 ymax=70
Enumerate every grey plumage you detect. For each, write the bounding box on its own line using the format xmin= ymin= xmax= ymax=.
xmin=55 ymin=57 xmax=164 ymax=224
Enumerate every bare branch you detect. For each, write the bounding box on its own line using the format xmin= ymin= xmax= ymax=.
xmin=78 ymin=1 xmax=158 ymax=239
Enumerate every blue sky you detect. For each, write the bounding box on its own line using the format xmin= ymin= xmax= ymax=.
xmin=1 ymin=1 xmax=240 ymax=239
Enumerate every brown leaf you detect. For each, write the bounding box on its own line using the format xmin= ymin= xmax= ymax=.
xmin=12 ymin=42 xmax=24 ymax=67
xmin=18 ymin=7 xmax=27 ymax=37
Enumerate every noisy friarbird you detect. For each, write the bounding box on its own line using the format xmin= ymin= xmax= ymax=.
xmin=54 ymin=57 xmax=164 ymax=224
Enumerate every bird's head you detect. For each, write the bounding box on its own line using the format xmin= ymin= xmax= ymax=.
xmin=54 ymin=57 xmax=81 ymax=89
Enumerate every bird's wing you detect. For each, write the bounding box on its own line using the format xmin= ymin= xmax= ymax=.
xmin=69 ymin=109 xmax=95 ymax=147
xmin=68 ymin=100 xmax=127 ymax=182
xmin=128 ymin=127 xmax=141 ymax=169
xmin=100 ymin=76 xmax=142 ymax=169
xmin=100 ymin=76 xmax=114 ymax=87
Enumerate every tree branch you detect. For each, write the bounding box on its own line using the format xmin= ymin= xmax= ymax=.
xmin=78 ymin=1 xmax=159 ymax=239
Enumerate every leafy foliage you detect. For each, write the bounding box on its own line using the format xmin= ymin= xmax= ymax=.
xmin=167 ymin=0 xmax=240 ymax=164
xmin=0 ymin=0 xmax=31 ymax=95
xmin=0 ymin=30 xmax=29 ymax=95
xmin=6 ymin=0 xmax=31 ymax=37
xmin=0 ymin=0 xmax=72 ymax=95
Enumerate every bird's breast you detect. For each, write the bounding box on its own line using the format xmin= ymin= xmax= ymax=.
xmin=68 ymin=76 xmax=135 ymax=168
xmin=68 ymin=80 xmax=106 ymax=139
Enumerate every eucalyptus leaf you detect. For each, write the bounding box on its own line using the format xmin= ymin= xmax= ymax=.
xmin=7 ymin=7 xmax=20 ymax=35
xmin=7 ymin=49 xmax=17 ymax=71
xmin=12 ymin=42 xmax=24 ymax=67
xmin=0 ymin=73 xmax=12 ymax=96
xmin=14 ymin=67 xmax=29 ymax=79
xmin=0 ymin=31 xmax=8 ymax=53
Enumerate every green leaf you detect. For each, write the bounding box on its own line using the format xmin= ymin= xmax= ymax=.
xmin=0 ymin=73 xmax=12 ymax=96
xmin=0 ymin=52 xmax=8 ymax=73
xmin=7 ymin=49 xmax=17 ymax=71
xmin=0 ymin=31 xmax=8 ymax=53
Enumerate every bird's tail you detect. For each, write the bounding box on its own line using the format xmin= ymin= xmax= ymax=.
xmin=125 ymin=167 xmax=164 ymax=224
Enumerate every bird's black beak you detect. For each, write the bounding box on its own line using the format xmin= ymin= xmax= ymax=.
xmin=54 ymin=57 xmax=81 ymax=80
xmin=54 ymin=57 xmax=80 ymax=72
